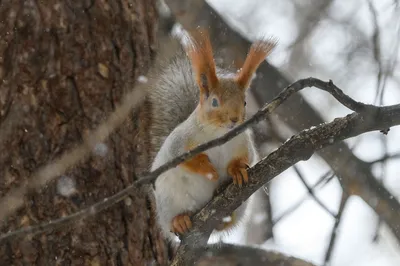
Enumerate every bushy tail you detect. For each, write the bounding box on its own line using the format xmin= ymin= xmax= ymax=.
xmin=147 ymin=48 xmax=200 ymax=164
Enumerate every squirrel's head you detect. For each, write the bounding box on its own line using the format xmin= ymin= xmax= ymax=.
xmin=185 ymin=29 xmax=277 ymax=129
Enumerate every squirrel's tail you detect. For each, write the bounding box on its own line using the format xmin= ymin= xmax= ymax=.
xmin=146 ymin=47 xmax=200 ymax=164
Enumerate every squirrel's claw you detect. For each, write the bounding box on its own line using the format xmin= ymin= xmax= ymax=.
xmin=239 ymin=167 xmax=248 ymax=184
xmin=227 ymin=160 xmax=249 ymax=187
xmin=171 ymin=214 xmax=192 ymax=234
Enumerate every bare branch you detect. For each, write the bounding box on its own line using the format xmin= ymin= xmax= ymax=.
xmin=163 ymin=0 xmax=400 ymax=246
xmin=367 ymin=0 xmax=385 ymax=104
xmin=2 ymin=78 xmax=398 ymax=245
xmin=374 ymin=134 xmax=389 ymax=242
xmin=288 ymin=0 xmax=333 ymax=49
xmin=369 ymin=152 xmax=400 ymax=164
xmin=193 ymin=243 xmax=316 ymax=266
xmin=293 ymin=166 xmax=336 ymax=217
xmin=323 ymin=192 xmax=349 ymax=265
xmin=172 ymin=101 xmax=400 ymax=265
xmin=286 ymin=0 xmax=334 ymax=75
xmin=273 ymin=171 xmax=335 ymax=225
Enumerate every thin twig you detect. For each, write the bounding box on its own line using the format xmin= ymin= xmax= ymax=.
xmin=323 ymin=192 xmax=349 ymax=266
xmin=273 ymin=171 xmax=335 ymax=225
xmin=374 ymin=131 xmax=389 ymax=242
xmin=369 ymin=152 xmax=400 ymax=164
xmin=293 ymin=166 xmax=336 ymax=217
xmin=367 ymin=0 xmax=385 ymax=104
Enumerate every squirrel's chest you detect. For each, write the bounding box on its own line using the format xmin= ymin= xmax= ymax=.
xmin=205 ymin=138 xmax=241 ymax=178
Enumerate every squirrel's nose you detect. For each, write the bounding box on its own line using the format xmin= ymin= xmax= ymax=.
xmin=230 ymin=117 xmax=238 ymax=123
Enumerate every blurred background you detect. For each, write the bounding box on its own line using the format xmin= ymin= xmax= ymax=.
xmin=194 ymin=0 xmax=400 ymax=265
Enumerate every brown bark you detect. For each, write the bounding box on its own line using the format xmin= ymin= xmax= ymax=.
xmin=0 ymin=0 xmax=167 ymax=265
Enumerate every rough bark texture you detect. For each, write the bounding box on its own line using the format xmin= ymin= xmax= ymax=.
xmin=0 ymin=1 xmax=167 ymax=265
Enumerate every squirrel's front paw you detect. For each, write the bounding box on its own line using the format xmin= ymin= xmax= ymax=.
xmin=171 ymin=214 xmax=192 ymax=234
xmin=227 ymin=159 xmax=250 ymax=187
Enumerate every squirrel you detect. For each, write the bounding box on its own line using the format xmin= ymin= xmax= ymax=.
xmin=147 ymin=29 xmax=276 ymax=242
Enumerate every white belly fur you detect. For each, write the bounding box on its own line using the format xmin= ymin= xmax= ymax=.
xmin=205 ymin=136 xmax=242 ymax=183
xmin=154 ymin=135 xmax=248 ymax=239
xmin=152 ymin=118 xmax=254 ymax=241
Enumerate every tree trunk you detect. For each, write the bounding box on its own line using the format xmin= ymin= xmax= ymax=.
xmin=0 ymin=1 xmax=168 ymax=265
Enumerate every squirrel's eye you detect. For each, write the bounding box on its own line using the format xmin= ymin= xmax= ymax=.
xmin=212 ymin=98 xmax=219 ymax=107
xmin=244 ymin=101 xmax=247 ymax=106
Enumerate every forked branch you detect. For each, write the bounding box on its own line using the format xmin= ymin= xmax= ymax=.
xmin=1 ymin=79 xmax=399 ymax=254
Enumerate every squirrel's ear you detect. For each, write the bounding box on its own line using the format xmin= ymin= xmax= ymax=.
xmin=235 ymin=38 xmax=277 ymax=90
xmin=185 ymin=29 xmax=219 ymax=99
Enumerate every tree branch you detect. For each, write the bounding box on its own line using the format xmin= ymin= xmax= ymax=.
xmin=192 ymin=243 xmax=316 ymax=266
xmin=292 ymin=165 xmax=336 ymax=217
xmin=164 ymin=0 xmax=400 ymax=245
xmin=323 ymin=192 xmax=349 ymax=266
xmin=2 ymin=78 xmax=398 ymax=246
xmin=273 ymin=171 xmax=336 ymax=225
xmin=172 ymin=101 xmax=400 ymax=265
xmin=369 ymin=152 xmax=400 ymax=164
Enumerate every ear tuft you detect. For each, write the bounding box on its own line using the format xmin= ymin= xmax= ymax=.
xmin=236 ymin=37 xmax=278 ymax=89
xmin=185 ymin=28 xmax=219 ymax=98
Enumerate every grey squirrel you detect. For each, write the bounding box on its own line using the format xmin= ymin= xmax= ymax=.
xmin=147 ymin=29 xmax=276 ymax=242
